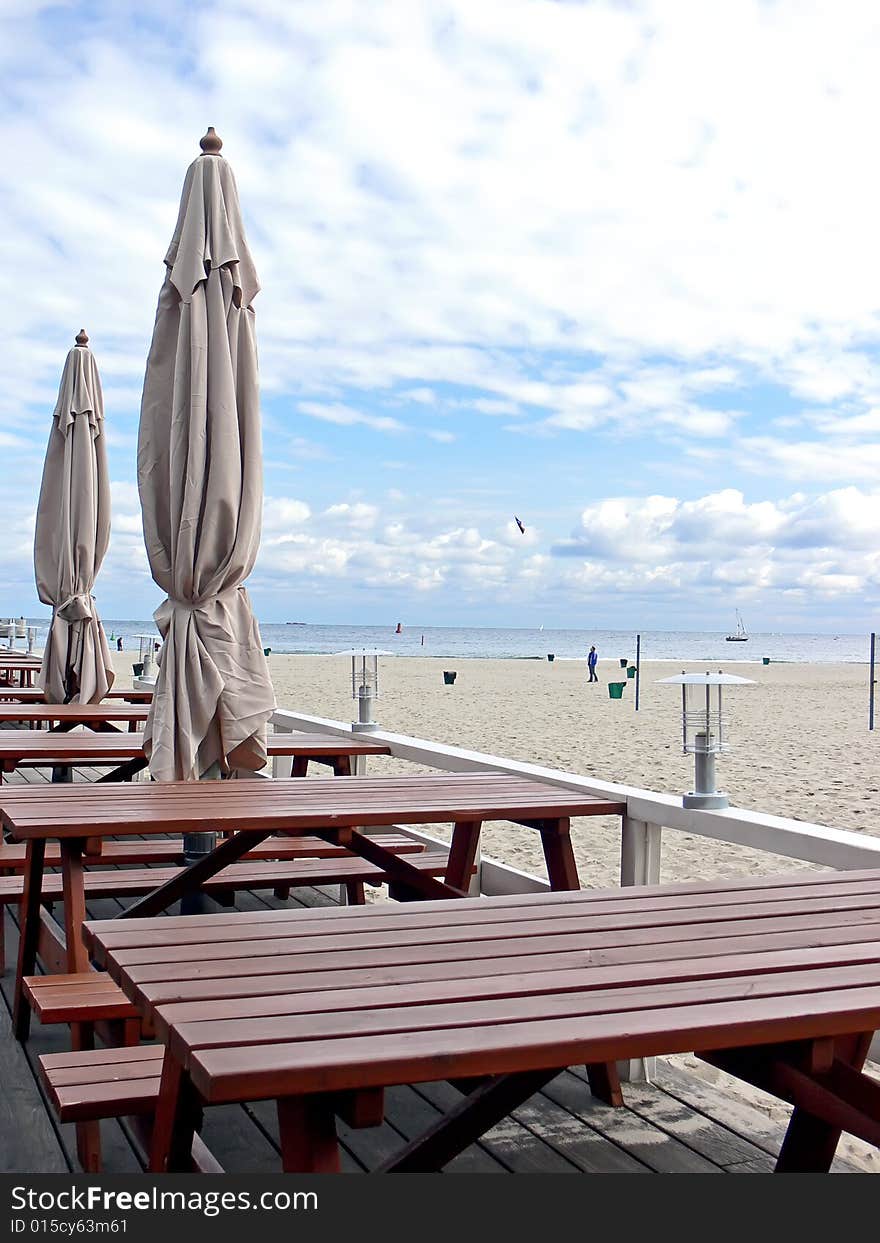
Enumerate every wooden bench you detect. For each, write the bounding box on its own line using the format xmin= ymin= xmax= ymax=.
xmin=0 ymin=704 xmax=149 ymax=731
xmin=41 ymin=1045 xmax=164 ymax=1122
xmin=0 ymin=831 xmax=421 ymax=873
xmin=2 ymin=836 xmax=438 ymax=970
xmin=0 ymin=688 xmax=153 ymax=703
xmin=38 ymin=1045 xmax=384 ymax=1172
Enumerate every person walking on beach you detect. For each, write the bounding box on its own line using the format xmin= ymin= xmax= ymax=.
xmin=587 ymin=645 xmax=598 ymax=682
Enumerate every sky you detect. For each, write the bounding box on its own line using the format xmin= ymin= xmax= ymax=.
xmin=2 ymin=0 xmax=880 ymax=633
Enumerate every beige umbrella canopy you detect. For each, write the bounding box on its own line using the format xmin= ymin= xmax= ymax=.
xmin=34 ymin=330 xmax=114 ymax=704
xmin=138 ymin=127 xmax=275 ymax=782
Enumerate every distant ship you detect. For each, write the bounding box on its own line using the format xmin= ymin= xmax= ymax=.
xmin=725 ymin=610 xmax=749 ymax=642
xmin=285 ymin=622 xmax=307 ymax=626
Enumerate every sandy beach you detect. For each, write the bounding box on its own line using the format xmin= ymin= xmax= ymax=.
xmin=111 ymin=650 xmax=878 ymax=889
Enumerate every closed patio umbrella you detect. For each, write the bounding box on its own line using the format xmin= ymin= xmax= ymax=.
xmin=138 ymin=127 xmax=275 ymax=782
xmin=34 ymin=330 xmax=114 ymax=704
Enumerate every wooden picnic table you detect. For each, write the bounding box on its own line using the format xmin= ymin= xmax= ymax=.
xmin=0 ymin=704 xmax=149 ymax=732
xmin=0 ymin=730 xmax=390 ymax=783
xmin=1 ymin=773 xmax=624 ymax=1040
xmin=80 ymin=868 xmax=880 ymax=1174
xmin=0 ymin=687 xmax=153 ymax=704
xmin=0 ymin=657 xmax=42 ymax=688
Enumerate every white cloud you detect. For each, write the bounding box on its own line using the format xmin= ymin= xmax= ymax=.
xmin=554 ymin=486 xmax=880 ymax=603
xmin=297 ymin=403 xmax=405 ymax=434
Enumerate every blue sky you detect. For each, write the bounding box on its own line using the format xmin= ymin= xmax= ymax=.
xmin=2 ymin=0 xmax=880 ymax=631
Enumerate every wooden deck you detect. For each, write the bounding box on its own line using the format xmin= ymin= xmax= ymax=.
xmin=0 ymin=758 xmax=868 ymax=1175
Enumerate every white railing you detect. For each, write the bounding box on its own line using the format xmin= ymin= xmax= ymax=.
xmin=271 ymin=707 xmax=880 ymax=887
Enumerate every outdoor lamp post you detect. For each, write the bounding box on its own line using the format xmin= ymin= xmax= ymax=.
xmin=337 ymin=649 xmax=394 ymax=732
xmin=133 ymin=633 xmax=159 ymax=678
xmin=657 ymin=671 xmax=755 ymax=809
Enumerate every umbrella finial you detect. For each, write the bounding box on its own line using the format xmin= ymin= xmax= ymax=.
xmin=199 ymin=127 xmax=223 ymax=155
xmin=75 ymin=329 xmax=89 ymax=347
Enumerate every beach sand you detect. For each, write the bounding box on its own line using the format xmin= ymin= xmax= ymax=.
xmin=111 ymin=648 xmax=879 ymax=884
xmin=110 ymin=648 xmax=880 ymax=1169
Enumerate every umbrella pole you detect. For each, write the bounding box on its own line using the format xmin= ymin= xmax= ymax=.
xmin=180 ymin=761 xmax=220 ymax=915
xmin=52 ymin=619 xmax=75 ymax=784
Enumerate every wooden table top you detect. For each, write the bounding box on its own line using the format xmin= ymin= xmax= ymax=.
xmin=0 ymin=730 xmax=391 ymax=764
xmin=82 ymin=868 xmax=880 ymax=1105
xmin=0 ymin=773 xmax=624 ymax=840
xmin=0 ymin=704 xmax=149 ymax=724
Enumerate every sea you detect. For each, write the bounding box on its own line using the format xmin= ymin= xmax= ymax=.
xmin=19 ymin=619 xmax=870 ymax=664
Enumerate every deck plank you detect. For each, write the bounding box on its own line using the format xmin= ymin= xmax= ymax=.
xmin=649 ymin=1061 xmax=860 ymax=1174
xmin=541 ymin=1070 xmax=720 ymax=1173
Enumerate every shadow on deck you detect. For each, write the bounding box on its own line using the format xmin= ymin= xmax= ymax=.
xmin=0 ymin=759 xmax=867 ymax=1175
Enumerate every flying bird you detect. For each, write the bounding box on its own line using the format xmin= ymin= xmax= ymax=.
xmin=514 ymin=516 xmax=526 ymax=535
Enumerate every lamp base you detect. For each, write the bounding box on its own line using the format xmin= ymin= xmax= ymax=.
xmin=683 ymin=791 xmax=729 ymax=810
xmin=351 ymin=721 xmax=378 ymax=733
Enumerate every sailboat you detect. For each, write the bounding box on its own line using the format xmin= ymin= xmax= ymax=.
xmin=725 ymin=610 xmax=748 ymax=642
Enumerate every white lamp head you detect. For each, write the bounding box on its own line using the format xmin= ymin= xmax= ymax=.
xmin=335 ymin=649 xmax=395 ymax=732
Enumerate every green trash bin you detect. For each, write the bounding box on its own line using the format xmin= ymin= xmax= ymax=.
xmin=762 ymin=656 xmax=770 ymax=665
xmin=264 ymin=647 xmax=271 ymax=656
xmin=443 ymin=671 xmax=457 ymax=685
xmin=608 ymin=681 xmax=626 ymax=699
xmin=547 ymin=653 xmax=555 ymax=662
xmin=619 ymin=658 xmax=628 ymax=668
xmin=626 ymin=665 xmax=636 ymax=678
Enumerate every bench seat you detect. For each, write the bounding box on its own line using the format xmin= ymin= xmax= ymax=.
xmin=39 ymin=1046 xmax=385 ymax=1173
xmin=24 ymin=973 xmax=139 ymax=1024
xmin=0 ymin=850 xmax=451 ymax=904
xmin=40 ymin=1045 xmax=164 ymax=1122
xmin=0 ymin=831 xmax=423 ymax=873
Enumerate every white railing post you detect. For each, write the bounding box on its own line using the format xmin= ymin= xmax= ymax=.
xmin=620 ymin=817 xmax=662 ymax=889
xmin=469 ymin=843 xmax=483 ymax=896
xmin=619 ymin=816 xmax=663 ymax=1084
xmin=270 ymin=718 xmax=294 ymax=779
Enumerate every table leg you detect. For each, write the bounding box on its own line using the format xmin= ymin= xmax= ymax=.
xmin=60 ymin=838 xmax=89 ymax=973
xmin=445 ymin=820 xmax=482 ymax=893
xmin=290 ymin=755 xmax=309 ymax=778
xmin=117 ymin=828 xmax=274 ymax=920
xmin=701 ymin=1033 xmax=875 ymax=1172
xmin=345 ymin=829 xmax=462 ymax=902
xmin=377 ymin=1069 xmax=561 ymax=1172
xmin=149 ymin=1050 xmax=203 ymax=1173
xmin=96 ymin=757 xmax=148 ymax=783
xmin=585 ymin=1061 xmax=624 ymax=1108
xmin=331 ymin=755 xmax=352 ymax=776
xmin=776 ymin=1033 xmax=873 ymax=1172
xmin=538 ymin=818 xmax=581 ymax=891
xmin=13 ymin=837 xmax=46 ymax=1039
xmin=277 ymin=1095 xmax=341 ymax=1172
xmin=70 ymin=1021 xmax=102 ymax=1172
